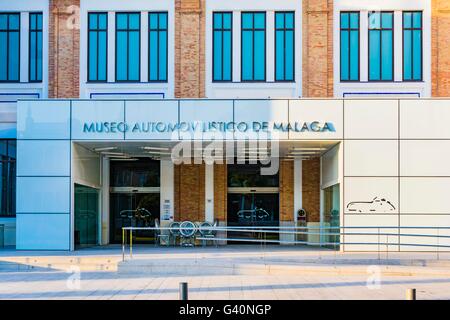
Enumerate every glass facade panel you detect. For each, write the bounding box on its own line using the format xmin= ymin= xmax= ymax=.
xmin=88 ymin=12 xmax=107 ymax=82
xmin=340 ymin=12 xmax=359 ymax=81
xmin=148 ymin=12 xmax=168 ymax=82
xmin=368 ymin=12 xmax=393 ymax=81
xmin=115 ymin=12 xmax=140 ymax=82
xmin=403 ymin=11 xmax=422 ymax=81
xmin=241 ymin=12 xmax=265 ymax=81
xmin=0 ymin=13 xmax=20 ymax=82
xmin=275 ymin=12 xmax=294 ymax=82
xmin=213 ymin=12 xmax=232 ymax=81
xmin=0 ymin=140 xmax=16 ymax=217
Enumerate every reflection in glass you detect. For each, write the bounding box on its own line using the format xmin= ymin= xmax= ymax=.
xmin=74 ymin=184 xmax=99 ymax=248
xmin=323 ymin=184 xmax=340 ymax=248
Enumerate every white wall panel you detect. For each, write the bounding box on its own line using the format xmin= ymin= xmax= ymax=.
xmin=16 ymin=214 xmax=70 ymax=250
xmin=344 ymin=140 xmax=398 ymax=177
xmin=17 ymin=140 xmax=70 ymax=177
xmin=16 ymin=177 xmax=70 ymax=213
xmin=400 ymin=100 xmax=450 ymax=139
xmin=72 ymin=143 xmax=101 ymax=188
xmin=400 ymin=215 xmax=450 ymax=252
xmin=17 ymin=100 xmax=71 ymax=139
xmin=344 ymin=100 xmax=398 ymax=139
xmin=400 ymin=178 xmax=450 ymax=214
xmin=344 ymin=177 xmax=398 ymax=214
xmin=401 ymin=140 xmax=450 ymax=176
xmin=322 ymin=144 xmax=340 ymax=188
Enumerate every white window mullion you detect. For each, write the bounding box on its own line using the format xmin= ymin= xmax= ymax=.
xmin=360 ymin=10 xmax=368 ymax=82
xmin=394 ymin=11 xmax=403 ymax=82
xmin=20 ymin=12 xmax=29 ymax=83
xmin=233 ymin=11 xmax=240 ymax=82
xmin=107 ymin=12 xmax=115 ymax=83
xmin=141 ymin=11 xmax=148 ymax=83
xmin=266 ymin=11 xmax=274 ymax=82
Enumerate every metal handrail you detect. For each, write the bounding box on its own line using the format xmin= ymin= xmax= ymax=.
xmin=121 ymin=225 xmax=450 ymax=261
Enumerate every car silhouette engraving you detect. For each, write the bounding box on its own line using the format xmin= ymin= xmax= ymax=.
xmin=119 ymin=208 xmax=152 ymax=220
xmin=346 ymin=197 xmax=396 ymax=213
xmin=237 ymin=207 xmax=270 ymax=220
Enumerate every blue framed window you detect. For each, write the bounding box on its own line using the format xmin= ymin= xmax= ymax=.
xmin=149 ymin=12 xmax=168 ymax=82
xmin=0 ymin=13 xmax=20 ymax=82
xmin=213 ymin=12 xmax=232 ymax=82
xmin=275 ymin=12 xmax=294 ymax=82
xmin=368 ymin=12 xmax=394 ymax=81
xmin=0 ymin=140 xmax=16 ymax=217
xmin=29 ymin=13 xmax=42 ymax=82
xmin=88 ymin=12 xmax=107 ymax=82
xmin=116 ymin=12 xmax=140 ymax=82
xmin=403 ymin=11 xmax=422 ymax=81
xmin=340 ymin=12 xmax=359 ymax=81
xmin=241 ymin=12 xmax=266 ymax=82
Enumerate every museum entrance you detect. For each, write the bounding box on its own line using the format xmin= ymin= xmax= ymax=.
xmin=109 ymin=159 xmax=160 ymax=244
xmin=227 ymin=163 xmax=280 ymax=242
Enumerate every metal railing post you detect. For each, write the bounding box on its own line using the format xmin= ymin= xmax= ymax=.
xmin=378 ymin=228 xmax=380 ymax=260
xmin=406 ymin=288 xmax=416 ymax=300
xmin=130 ymin=228 xmax=133 ymax=259
xmin=179 ymin=282 xmax=188 ymax=300
xmin=122 ymin=228 xmax=125 ymax=262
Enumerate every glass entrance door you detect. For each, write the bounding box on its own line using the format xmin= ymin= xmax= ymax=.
xmin=74 ymin=184 xmax=99 ymax=249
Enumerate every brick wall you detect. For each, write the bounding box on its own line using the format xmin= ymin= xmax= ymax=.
xmin=302 ymin=158 xmax=321 ymax=222
xmin=49 ymin=0 xmax=80 ymax=98
xmin=279 ymin=160 xmax=294 ymax=222
xmin=213 ymin=163 xmax=227 ymax=222
xmin=174 ymin=163 xmax=205 ymax=221
xmin=302 ymin=0 xmax=333 ymax=97
xmin=175 ymin=0 xmax=205 ymax=98
xmin=432 ymin=0 xmax=450 ymax=97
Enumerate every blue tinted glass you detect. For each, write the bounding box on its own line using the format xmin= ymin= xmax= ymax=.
xmin=340 ymin=13 xmax=349 ymax=29
xmin=213 ymin=30 xmax=222 ymax=80
xmin=275 ymin=30 xmax=284 ymax=80
xmin=403 ymin=12 xmax=412 ymax=28
xmin=285 ymin=13 xmax=294 ymax=29
xmin=413 ymin=12 xmax=422 ymax=28
xmin=98 ymin=31 xmax=107 ymax=80
xmin=285 ymin=30 xmax=294 ymax=80
xmin=149 ymin=31 xmax=158 ymax=80
xmin=381 ymin=13 xmax=393 ymax=29
xmin=116 ymin=31 xmax=127 ymax=80
xmin=223 ymin=30 xmax=232 ymax=80
xmin=98 ymin=14 xmax=107 ymax=29
xmin=37 ymin=14 xmax=43 ymax=30
xmin=350 ymin=13 xmax=359 ymax=29
xmin=129 ymin=14 xmax=140 ymax=30
xmin=254 ymin=30 xmax=265 ymax=80
xmin=116 ymin=13 xmax=128 ymax=29
xmin=340 ymin=30 xmax=349 ymax=80
xmin=30 ymin=14 xmax=36 ymax=30
xmin=0 ymin=15 xmax=7 ymax=30
xmin=223 ymin=13 xmax=232 ymax=29
xmin=128 ymin=31 xmax=140 ymax=80
xmin=368 ymin=12 xmax=380 ymax=29
xmin=36 ymin=32 xmax=42 ymax=81
xmin=159 ymin=13 xmax=167 ymax=29
xmin=89 ymin=14 xmax=98 ymax=29
xmin=254 ymin=13 xmax=265 ymax=29
xmin=349 ymin=30 xmax=359 ymax=80
xmin=403 ymin=30 xmax=412 ymax=80
xmin=381 ymin=30 xmax=393 ymax=80
xmin=149 ymin=13 xmax=158 ymax=29
xmin=369 ymin=30 xmax=380 ymax=80
xmin=9 ymin=14 xmax=19 ymax=30
xmin=0 ymin=32 xmax=6 ymax=80
xmin=8 ymin=32 xmax=19 ymax=80
xmin=30 ymin=32 xmax=36 ymax=81
xmin=214 ymin=13 xmax=222 ymax=29
xmin=88 ymin=31 xmax=98 ymax=80
xmin=275 ymin=13 xmax=284 ymax=29
xmin=413 ymin=30 xmax=422 ymax=80
xmin=241 ymin=30 xmax=252 ymax=80
xmin=242 ymin=13 xmax=252 ymax=29
xmin=159 ymin=30 xmax=167 ymax=80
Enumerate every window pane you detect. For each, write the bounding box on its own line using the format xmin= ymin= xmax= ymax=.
xmin=381 ymin=30 xmax=393 ymax=80
xmin=98 ymin=31 xmax=107 ymax=81
xmin=88 ymin=31 xmax=98 ymax=80
xmin=159 ymin=13 xmax=167 ymax=29
xmin=275 ymin=13 xmax=284 ymax=29
xmin=213 ymin=13 xmax=222 ymax=29
xmin=241 ymin=30 xmax=253 ymax=80
xmin=381 ymin=13 xmax=393 ymax=28
xmin=341 ymin=13 xmax=349 ymax=29
xmin=285 ymin=30 xmax=294 ymax=81
xmin=0 ymin=32 xmax=6 ymax=80
xmin=223 ymin=30 xmax=232 ymax=80
xmin=242 ymin=13 xmax=253 ymax=29
xmin=403 ymin=12 xmax=412 ymax=28
xmin=98 ymin=14 xmax=107 ymax=29
xmin=403 ymin=29 xmax=412 ymax=80
xmin=8 ymin=32 xmax=19 ymax=81
xmin=116 ymin=31 xmax=127 ymax=80
xmin=349 ymin=30 xmax=359 ymax=80
xmin=116 ymin=13 xmax=127 ymax=29
xmin=9 ymin=14 xmax=19 ymax=30
xmin=368 ymin=12 xmax=380 ymax=29
xmin=213 ymin=30 xmax=222 ymax=80
xmin=254 ymin=13 xmax=265 ymax=29
xmin=128 ymin=31 xmax=140 ymax=80
xmin=149 ymin=31 xmax=158 ymax=80
xmin=285 ymin=13 xmax=294 ymax=29
xmin=159 ymin=30 xmax=167 ymax=80
xmin=369 ymin=30 xmax=380 ymax=80
xmin=413 ymin=12 xmax=422 ymax=28
xmin=350 ymin=13 xmax=359 ymax=29
xmin=37 ymin=32 xmax=42 ymax=81
xmin=129 ymin=14 xmax=140 ymax=30
xmin=223 ymin=13 xmax=231 ymax=29
xmin=0 ymin=15 xmax=7 ymax=30
xmin=275 ymin=30 xmax=284 ymax=80
xmin=413 ymin=30 xmax=422 ymax=80
xmin=30 ymin=32 xmax=37 ymax=81
xmin=340 ymin=30 xmax=349 ymax=80
xmin=89 ymin=14 xmax=98 ymax=29
xmin=253 ymin=30 xmax=265 ymax=80
xmin=149 ymin=13 xmax=158 ymax=29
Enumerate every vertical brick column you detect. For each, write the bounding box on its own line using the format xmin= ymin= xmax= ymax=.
xmin=174 ymin=164 xmax=205 ymax=222
xmin=279 ymin=160 xmax=294 ymax=222
xmin=213 ymin=163 xmax=227 ymax=222
xmin=302 ymin=158 xmax=321 ymax=222
xmin=432 ymin=0 xmax=450 ymax=97
xmin=175 ymin=0 xmax=205 ymax=98
xmin=302 ymin=0 xmax=333 ymax=97
xmin=49 ymin=0 xmax=80 ymax=98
